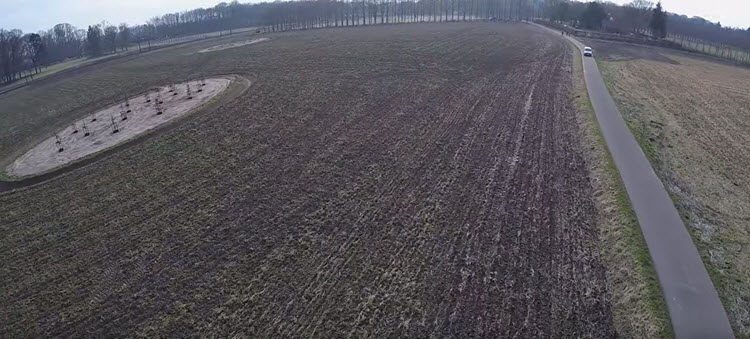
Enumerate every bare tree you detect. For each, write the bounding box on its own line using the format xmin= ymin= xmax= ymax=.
xmin=118 ymin=23 xmax=131 ymax=51
xmin=85 ymin=25 xmax=103 ymax=56
xmin=103 ymin=24 xmax=118 ymax=53
xmin=622 ymin=0 xmax=653 ymax=33
xmin=2 ymin=0 xmax=749 ymax=87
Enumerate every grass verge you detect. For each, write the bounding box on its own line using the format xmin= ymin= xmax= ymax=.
xmin=569 ymin=41 xmax=673 ymax=338
xmin=594 ymin=49 xmax=749 ymax=338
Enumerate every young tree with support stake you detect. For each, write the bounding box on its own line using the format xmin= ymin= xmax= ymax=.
xmin=55 ymin=133 xmax=63 ymax=152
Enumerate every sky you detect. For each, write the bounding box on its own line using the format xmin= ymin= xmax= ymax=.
xmin=1 ymin=0 xmax=749 ymax=33
xmin=0 ymin=0 xmax=224 ymax=33
xmin=608 ymin=0 xmax=749 ymax=29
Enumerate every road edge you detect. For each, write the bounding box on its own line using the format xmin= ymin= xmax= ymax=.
xmin=567 ymin=40 xmax=674 ymax=338
xmin=532 ymin=22 xmax=734 ymax=339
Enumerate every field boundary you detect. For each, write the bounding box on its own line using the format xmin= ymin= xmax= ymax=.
xmin=532 ymin=22 xmax=735 ymax=338
xmin=568 ymin=41 xmax=673 ymax=338
xmin=0 ymin=75 xmax=251 ymax=195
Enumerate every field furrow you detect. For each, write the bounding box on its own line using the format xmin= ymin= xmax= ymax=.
xmin=0 ymin=23 xmax=617 ymax=337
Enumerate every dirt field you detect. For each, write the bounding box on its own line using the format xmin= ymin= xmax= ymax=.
xmin=586 ymin=38 xmax=750 ymax=337
xmin=0 ymin=23 xmax=620 ymax=337
xmin=6 ymin=78 xmax=231 ymax=178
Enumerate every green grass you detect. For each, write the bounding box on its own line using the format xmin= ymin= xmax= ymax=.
xmin=596 ymin=62 xmax=662 ymax=167
xmin=39 ymin=57 xmax=89 ymax=75
xmin=0 ymin=170 xmax=17 ymax=182
xmin=1 ymin=55 xmax=118 ymax=89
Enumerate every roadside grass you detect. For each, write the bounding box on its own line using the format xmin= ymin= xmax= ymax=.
xmin=592 ymin=43 xmax=750 ymax=337
xmin=597 ymin=65 xmax=661 ymax=167
xmin=569 ymin=42 xmax=673 ymax=339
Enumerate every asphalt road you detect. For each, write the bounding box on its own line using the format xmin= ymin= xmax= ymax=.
xmin=532 ymin=24 xmax=734 ymax=338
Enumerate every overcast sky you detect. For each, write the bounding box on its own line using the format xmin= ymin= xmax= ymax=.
xmin=1 ymin=0 xmax=748 ymax=33
xmin=609 ymin=0 xmax=749 ymax=28
xmin=0 ymin=0 xmax=222 ymax=32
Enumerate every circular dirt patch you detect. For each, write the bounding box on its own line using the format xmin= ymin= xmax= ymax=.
xmin=6 ymin=77 xmax=231 ymax=178
xmin=198 ymin=38 xmax=269 ymax=53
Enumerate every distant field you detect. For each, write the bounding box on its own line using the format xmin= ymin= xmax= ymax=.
xmin=586 ymin=38 xmax=750 ymax=337
xmin=0 ymin=28 xmax=257 ymax=93
xmin=1 ymin=23 xmax=662 ymax=337
xmin=667 ymin=36 xmax=750 ymax=66
xmin=34 ymin=57 xmax=90 ymax=78
xmin=0 ymin=56 xmax=109 ymax=91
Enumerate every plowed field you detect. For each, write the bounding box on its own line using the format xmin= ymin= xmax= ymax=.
xmin=0 ymin=23 xmax=616 ymax=337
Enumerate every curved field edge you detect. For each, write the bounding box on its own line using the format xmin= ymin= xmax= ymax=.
xmin=0 ymin=75 xmax=251 ymax=193
xmin=569 ymin=42 xmax=673 ymax=338
xmin=0 ymin=30 xmax=261 ymax=169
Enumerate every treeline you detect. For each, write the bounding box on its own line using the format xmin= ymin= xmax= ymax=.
xmin=668 ymin=15 xmax=750 ymax=50
xmin=142 ymin=0 xmax=540 ymax=36
xmin=545 ymin=0 xmax=749 ymax=50
xmin=3 ymin=0 xmax=750 ymax=85
xmin=142 ymin=2 xmax=268 ymax=37
xmin=0 ymin=22 xmax=132 ymax=85
xmin=1 ymin=0 xmax=540 ymax=85
xmin=0 ymin=30 xmax=28 ymax=83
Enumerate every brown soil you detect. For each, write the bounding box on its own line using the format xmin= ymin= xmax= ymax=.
xmin=197 ymin=38 xmax=269 ymax=53
xmin=6 ymin=78 xmax=230 ymax=178
xmin=0 ymin=23 xmax=616 ymax=338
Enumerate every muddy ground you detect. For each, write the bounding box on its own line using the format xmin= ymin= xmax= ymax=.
xmin=586 ymin=38 xmax=750 ymax=337
xmin=1 ymin=23 xmax=616 ymax=337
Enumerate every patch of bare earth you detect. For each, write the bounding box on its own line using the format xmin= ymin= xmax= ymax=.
xmin=589 ymin=38 xmax=750 ymax=337
xmin=197 ymin=38 xmax=269 ymax=53
xmin=6 ymin=78 xmax=230 ymax=178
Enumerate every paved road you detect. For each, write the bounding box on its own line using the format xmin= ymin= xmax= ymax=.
xmin=532 ymin=24 xmax=734 ymax=339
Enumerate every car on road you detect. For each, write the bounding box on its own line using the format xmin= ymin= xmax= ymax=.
xmin=583 ymin=46 xmax=593 ymax=57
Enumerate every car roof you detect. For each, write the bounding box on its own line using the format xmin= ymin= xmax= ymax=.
xmin=584 ymin=46 xmax=592 ymax=50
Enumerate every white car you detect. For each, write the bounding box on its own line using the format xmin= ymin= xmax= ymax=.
xmin=583 ymin=47 xmax=593 ymax=57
